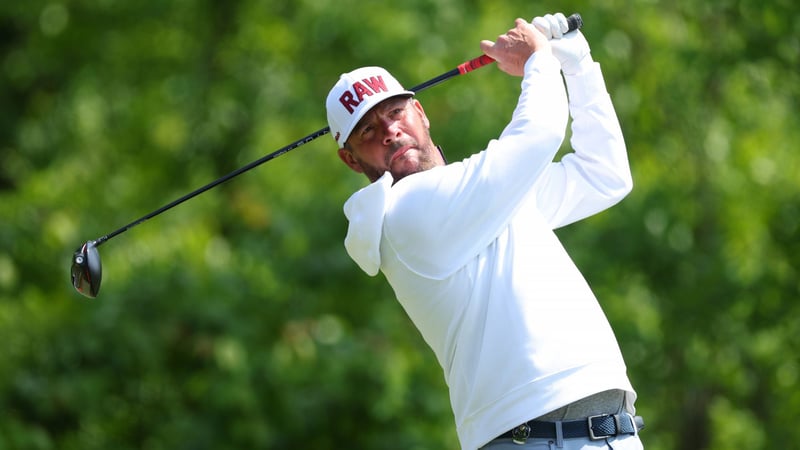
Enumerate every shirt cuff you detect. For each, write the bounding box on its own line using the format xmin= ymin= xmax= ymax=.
xmin=563 ymin=61 xmax=609 ymax=106
xmin=524 ymin=50 xmax=561 ymax=76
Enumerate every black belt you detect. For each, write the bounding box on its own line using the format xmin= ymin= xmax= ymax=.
xmin=497 ymin=413 xmax=644 ymax=444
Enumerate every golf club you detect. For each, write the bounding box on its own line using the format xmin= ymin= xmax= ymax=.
xmin=71 ymin=13 xmax=583 ymax=298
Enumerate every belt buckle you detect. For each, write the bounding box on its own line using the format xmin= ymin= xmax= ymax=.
xmin=587 ymin=414 xmax=611 ymax=440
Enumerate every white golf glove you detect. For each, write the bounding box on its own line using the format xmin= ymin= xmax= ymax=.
xmin=532 ymin=12 xmax=592 ymax=75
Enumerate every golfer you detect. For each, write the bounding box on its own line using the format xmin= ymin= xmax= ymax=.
xmin=326 ymin=13 xmax=643 ymax=450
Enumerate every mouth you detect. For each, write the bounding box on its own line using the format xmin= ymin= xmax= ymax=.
xmin=389 ymin=145 xmax=414 ymax=165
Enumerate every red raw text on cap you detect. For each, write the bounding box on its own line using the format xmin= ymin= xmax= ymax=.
xmin=339 ymin=76 xmax=389 ymax=114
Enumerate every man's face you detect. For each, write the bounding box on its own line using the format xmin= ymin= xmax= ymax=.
xmin=338 ymin=96 xmax=443 ymax=183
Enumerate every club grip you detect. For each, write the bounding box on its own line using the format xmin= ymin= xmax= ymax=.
xmin=565 ymin=13 xmax=583 ymax=32
xmin=457 ymin=13 xmax=583 ymax=75
xmin=457 ymin=55 xmax=495 ymax=75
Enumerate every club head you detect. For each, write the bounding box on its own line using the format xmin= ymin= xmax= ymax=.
xmin=71 ymin=240 xmax=102 ymax=298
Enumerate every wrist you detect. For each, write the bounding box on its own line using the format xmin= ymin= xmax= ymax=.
xmin=564 ymin=60 xmax=606 ymax=106
xmin=525 ymin=50 xmax=559 ymax=74
xmin=562 ymin=53 xmax=594 ymax=76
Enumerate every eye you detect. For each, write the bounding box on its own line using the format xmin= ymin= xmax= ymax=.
xmin=388 ymin=103 xmax=409 ymax=120
xmin=359 ymin=123 xmax=374 ymax=137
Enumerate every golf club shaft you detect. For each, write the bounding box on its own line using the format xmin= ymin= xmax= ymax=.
xmin=92 ymin=58 xmax=492 ymax=246
xmin=92 ymin=13 xmax=583 ymax=246
xmin=94 ymin=126 xmax=330 ymax=246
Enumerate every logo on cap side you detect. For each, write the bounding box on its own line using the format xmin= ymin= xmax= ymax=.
xmin=338 ymin=76 xmax=390 ymax=114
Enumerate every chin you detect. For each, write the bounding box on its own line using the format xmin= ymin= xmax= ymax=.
xmin=390 ymin=160 xmax=416 ymax=175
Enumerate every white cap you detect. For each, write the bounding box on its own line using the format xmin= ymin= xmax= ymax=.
xmin=326 ymin=66 xmax=414 ymax=148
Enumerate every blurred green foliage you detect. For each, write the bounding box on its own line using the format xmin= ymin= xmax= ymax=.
xmin=1 ymin=0 xmax=798 ymax=449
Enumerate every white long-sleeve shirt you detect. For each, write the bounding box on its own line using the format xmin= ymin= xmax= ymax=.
xmin=342 ymin=51 xmax=635 ymax=450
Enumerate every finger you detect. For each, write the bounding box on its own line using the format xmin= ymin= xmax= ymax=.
xmin=554 ymin=12 xmax=569 ymax=35
xmin=479 ymin=39 xmax=496 ymax=56
xmin=532 ymin=16 xmax=551 ymax=38
xmin=545 ymin=14 xmax=563 ymax=38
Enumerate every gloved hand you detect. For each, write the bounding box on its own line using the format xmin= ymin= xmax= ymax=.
xmin=532 ymin=12 xmax=592 ymax=75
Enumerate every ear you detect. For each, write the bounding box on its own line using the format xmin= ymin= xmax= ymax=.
xmin=338 ymin=148 xmax=364 ymax=174
xmin=411 ymin=99 xmax=430 ymax=129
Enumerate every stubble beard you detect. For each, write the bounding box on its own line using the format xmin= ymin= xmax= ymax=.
xmin=360 ymin=138 xmax=439 ymax=184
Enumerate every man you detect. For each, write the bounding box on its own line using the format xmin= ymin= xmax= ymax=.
xmin=325 ymin=12 xmax=643 ymax=450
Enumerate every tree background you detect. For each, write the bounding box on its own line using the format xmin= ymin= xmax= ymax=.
xmin=1 ymin=0 xmax=798 ymax=448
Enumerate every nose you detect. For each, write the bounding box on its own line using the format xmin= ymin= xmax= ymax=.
xmin=381 ymin=119 xmax=401 ymax=146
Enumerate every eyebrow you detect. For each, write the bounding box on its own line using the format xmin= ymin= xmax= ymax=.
xmin=351 ymin=97 xmax=413 ymax=140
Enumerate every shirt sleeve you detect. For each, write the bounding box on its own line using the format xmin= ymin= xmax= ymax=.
xmin=382 ymin=52 xmax=569 ymax=279
xmin=531 ymin=61 xmax=633 ymax=229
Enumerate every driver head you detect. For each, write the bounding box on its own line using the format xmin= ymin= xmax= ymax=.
xmin=71 ymin=240 xmax=102 ymax=298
